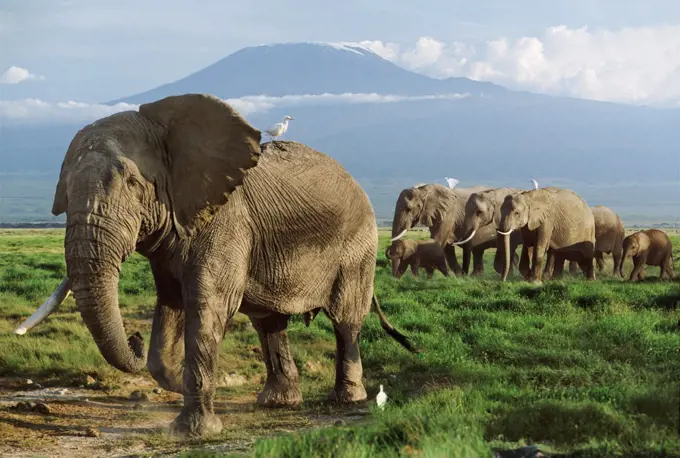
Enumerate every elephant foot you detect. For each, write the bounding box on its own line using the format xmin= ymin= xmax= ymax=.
xmin=257 ymin=381 xmax=303 ymax=407
xmin=328 ymin=382 xmax=367 ymax=404
xmin=169 ymin=410 xmax=223 ymax=438
xmin=471 ymin=270 xmax=484 ymax=277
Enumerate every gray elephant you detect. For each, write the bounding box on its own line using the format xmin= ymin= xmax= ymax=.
xmin=384 ymin=238 xmax=449 ymax=278
xmin=13 ymin=94 xmax=417 ymax=438
xmin=390 ymin=183 xmax=489 ymax=276
xmin=622 ymin=229 xmax=676 ymax=281
xmin=451 ymin=187 xmax=524 ymax=276
xmin=545 ymin=205 xmax=625 ymax=278
xmin=497 ymin=186 xmax=596 ymax=282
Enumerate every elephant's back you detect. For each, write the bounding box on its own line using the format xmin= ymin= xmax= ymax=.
xmin=241 ymin=141 xmax=376 ymax=246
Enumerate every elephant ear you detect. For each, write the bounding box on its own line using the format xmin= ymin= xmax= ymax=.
xmin=139 ymin=94 xmax=262 ymax=237
xmin=527 ymin=191 xmax=550 ymax=231
xmin=52 ymin=126 xmax=89 ymax=215
xmin=417 ymin=185 xmax=448 ymax=227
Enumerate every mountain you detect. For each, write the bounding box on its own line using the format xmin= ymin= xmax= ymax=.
xmin=1 ymin=42 xmax=679 ymax=224
xmin=110 ymin=42 xmax=506 ymax=104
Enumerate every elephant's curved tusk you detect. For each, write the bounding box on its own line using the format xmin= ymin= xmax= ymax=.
xmin=497 ymin=229 xmax=513 ymax=236
xmin=451 ymin=229 xmax=477 ymax=246
xmin=391 ymin=229 xmax=408 ymax=242
xmin=14 ymin=277 xmax=71 ymax=335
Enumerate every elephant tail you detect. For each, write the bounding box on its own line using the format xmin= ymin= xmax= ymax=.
xmin=371 ymin=294 xmax=420 ymax=353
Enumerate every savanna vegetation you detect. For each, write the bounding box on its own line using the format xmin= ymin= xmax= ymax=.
xmin=0 ymin=229 xmax=679 ymax=457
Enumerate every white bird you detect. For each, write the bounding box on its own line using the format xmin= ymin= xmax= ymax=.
xmin=376 ymin=384 xmax=387 ymax=410
xmin=264 ymin=115 xmax=294 ymax=142
xmin=530 ymin=179 xmax=539 ymax=190
xmin=445 ymin=177 xmax=460 ymax=189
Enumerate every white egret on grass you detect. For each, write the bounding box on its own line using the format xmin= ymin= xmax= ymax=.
xmin=376 ymin=384 xmax=387 ymax=410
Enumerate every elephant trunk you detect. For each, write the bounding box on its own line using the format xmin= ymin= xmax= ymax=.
xmin=391 ymin=212 xmax=411 ymax=242
xmin=391 ymin=257 xmax=401 ymax=277
xmin=501 ymin=233 xmax=511 ymax=281
xmin=65 ymin=222 xmax=146 ymax=374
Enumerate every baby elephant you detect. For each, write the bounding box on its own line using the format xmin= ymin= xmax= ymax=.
xmin=385 ymin=239 xmax=449 ymax=279
xmin=622 ymin=229 xmax=676 ymax=281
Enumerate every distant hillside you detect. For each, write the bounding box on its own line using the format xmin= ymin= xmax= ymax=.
xmin=1 ymin=41 xmax=678 ymax=224
xmin=110 ymin=42 xmax=506 ymax=104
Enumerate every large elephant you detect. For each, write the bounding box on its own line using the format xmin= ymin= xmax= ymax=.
xmin=13 ymin=94 xmax=417 ymax=437
xmin=390 ymin=183 xmax=489 ymax=275
xmin=451 ymin=187 xmax=524 ymax=276
xmin=546 ymin=205 xmax=625 ymax=278
xmin=497 ymin=186 xmax=596 ymax=282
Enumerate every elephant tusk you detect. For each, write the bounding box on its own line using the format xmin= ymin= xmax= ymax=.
xmin=391 ymin=229 xmax=408 ymax=242
xmin=451 ymin=229 xmax=477 ymax=246
xmin=14 ymin=277 xmax=71 ymax=335
xmin=497 ymin=229 xmax=513 ymax=236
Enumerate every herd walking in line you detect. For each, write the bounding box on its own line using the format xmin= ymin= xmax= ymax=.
xmin=386 ymin=180 xmax=676 ymax=283
xmin=10 ymin=94 xmax=676 ymax=438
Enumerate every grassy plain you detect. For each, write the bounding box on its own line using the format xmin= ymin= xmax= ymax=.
xmin=0 ymin=228 xmax=678 ymax=457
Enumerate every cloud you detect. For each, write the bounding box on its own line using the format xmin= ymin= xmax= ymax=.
xmin=0 ymin=92 xmax=470 ymax=124
xmin=0 ymin=66 xmax=43 ymax=84
xmin=351 ymin=25 xmax=680 ymax=106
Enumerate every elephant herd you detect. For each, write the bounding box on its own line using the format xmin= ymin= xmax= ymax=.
xmin=9 ymin=94 xmax=676 ymax=438
xmin=386 ymin=181 xmax=676 ymax=283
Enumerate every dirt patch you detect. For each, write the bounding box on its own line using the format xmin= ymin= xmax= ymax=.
xmin=0 ymin=375 xmax=369 ymax=457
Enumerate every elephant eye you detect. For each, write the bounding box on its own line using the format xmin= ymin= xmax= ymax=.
xmin=126 ymin=176 xmax=141 ymax=189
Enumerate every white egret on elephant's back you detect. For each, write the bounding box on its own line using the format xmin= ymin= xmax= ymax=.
xmin=264 ymin=115 xmax=294 ymax=141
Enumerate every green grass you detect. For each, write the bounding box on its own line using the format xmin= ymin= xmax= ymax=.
xmin=1 ymin=229 xmax=679 ymax=457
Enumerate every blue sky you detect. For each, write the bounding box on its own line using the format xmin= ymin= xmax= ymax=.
xmin=1 ymin=0 xmax=679 ymax=107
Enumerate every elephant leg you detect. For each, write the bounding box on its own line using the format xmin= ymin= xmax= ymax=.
xmin=425 ymin=267 xmax=434 ymax=279
xmin=444 ymin=244 xmax=461 ymax=276
xmin=170 ymin=272 xmax=244 ymax=437
xmin=519 ymin=245 xmax=531 ymax=280
xmin=328 ymin=321 xmax=367 ymax=403
xmin=577 ymin=257 xmax=596 ymax=281
xmin=569 ymin=260 xmax=580 ymax=274
xmin=629 ymin=255 xmax=646 ymax=281
xmin=148 ymin=303 xmax=185 ymax=394
xmin=612 ymin=249 xmax=623 ymax=277
xmin=437 ymin=259 xmax=449 ymax=277
xmin=543 ymin=250 xmax=555 ymax=280
xmin=594 ymin=252 xmax=605 ymax=272
xmin=529 ymin=230 xmax=550 ymax=283
xmin=250 ymin=313 xmax=302 ymax=407
xmin=327 ymin=258 xmax=372 ymax=403
xmin=665 ymin=252 xmax=677 ymax=279
xmin=511 ymin=251 xmax=520 ymax=271
xmin=410 ymin=259 xmax=420 ymax=277
xmin=462 ymin=246 xmax=471 ymax=276
xmin=471 ymin=248 xmax=485 ymax=276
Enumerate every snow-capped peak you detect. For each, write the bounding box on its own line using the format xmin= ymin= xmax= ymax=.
xmin=254 ymin=41 xmax=376 ymax=57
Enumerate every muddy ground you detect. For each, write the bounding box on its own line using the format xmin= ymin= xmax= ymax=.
xmin=0 ymin=376 xmax=368 ymax=457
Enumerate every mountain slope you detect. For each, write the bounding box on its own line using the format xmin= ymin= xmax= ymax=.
xmin=110 ymin=42 xmax=506 ymax=104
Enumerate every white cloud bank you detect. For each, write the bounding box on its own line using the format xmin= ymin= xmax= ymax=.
xmin=0 ymin=66 xmax=44 ymax=84
xmin=0 ymin=92 xmax=469 ymax=124
xmin=350 ymin=24 xmax=680 ymax=106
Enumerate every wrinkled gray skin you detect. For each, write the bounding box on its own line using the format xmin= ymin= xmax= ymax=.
xmin=498 ymin=187 xmax=596 ymax=283
xmin=622 ymin=229 xmax=676 ymax=281
xmin=545 ymin=205 xmax=625 ymax=278
xmin=385 ymin=239 xmax=449 ymax=279
xmin=391 ymin=183 xmax=489 ymax=276
xmin=455 ymin=188 xmax=524 ymax=277
xmin=35 ymin=94 xmax=417 ymax=438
